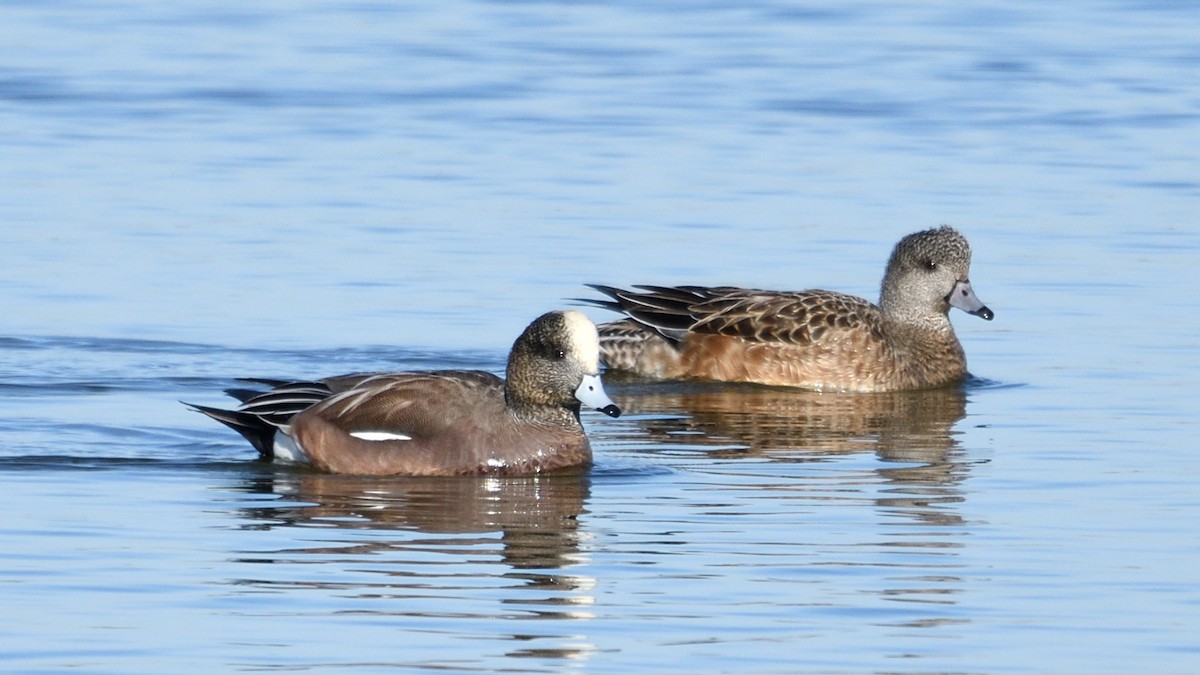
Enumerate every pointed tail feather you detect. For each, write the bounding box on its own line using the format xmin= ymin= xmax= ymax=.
xmin=184 ymin=402 xmax=278 ymax=460
xmin=580 ymin=283 xmax=703 ymax=342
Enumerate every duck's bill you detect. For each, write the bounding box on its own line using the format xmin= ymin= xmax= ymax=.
xmin=948 ymin=279 xmax=994 ymax=321
xmin=575 ymin=373 xmax=622 ymax=418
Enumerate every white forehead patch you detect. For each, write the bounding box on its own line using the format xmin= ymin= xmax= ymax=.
xmin=561 ymin=310 xmax=601 ymax=371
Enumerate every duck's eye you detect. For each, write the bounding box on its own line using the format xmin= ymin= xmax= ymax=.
xmin=553 ymin=349 xmax=567 ymax=360
xmin=924 ymin=259 xmax=937 ymax=271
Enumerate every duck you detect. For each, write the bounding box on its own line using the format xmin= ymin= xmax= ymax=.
xmin=186 ymin=310 xmax=621 ymax=476
xmin=581 ymin=226 xmax=993 ymax=392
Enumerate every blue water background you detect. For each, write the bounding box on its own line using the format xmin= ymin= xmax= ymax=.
xmin=2 ymin=1 xmax=1198 ymax=672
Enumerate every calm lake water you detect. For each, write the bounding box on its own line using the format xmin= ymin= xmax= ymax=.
xmin=3 ymin=1 xmax=1199 ymax=672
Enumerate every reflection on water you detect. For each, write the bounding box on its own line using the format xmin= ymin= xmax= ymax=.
xmin=599 ymin=376 xmax=978 ymax=637
xmin=226 ymin=471 xmax=598 ymax=662
xmin=236 ymin=471 xmax=589 ymax=564
xmin=612 ymin=375 xmax=966 ymax=455
xmin=211 ymin=379 xmax=979 ymax=668
xmin=619 ymin=369 xmax=964 ymax=449
xmin=610 ymin=374 xmax=973 ymax=497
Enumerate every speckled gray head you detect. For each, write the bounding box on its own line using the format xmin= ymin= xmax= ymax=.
xmin=882 ymin=226 xmax=994 ymax=322
xmin=510 ymin=310 xmax=621 ymax=418
xmin=893 ymin=225 xmax=971 ymax=268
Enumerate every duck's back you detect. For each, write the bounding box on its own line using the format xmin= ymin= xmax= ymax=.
xmin=310 ymin=370 xmax=506 ymax=438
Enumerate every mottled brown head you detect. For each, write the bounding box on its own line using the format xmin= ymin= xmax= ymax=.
xmin=880 ymin=226 xmax=993 ymax=326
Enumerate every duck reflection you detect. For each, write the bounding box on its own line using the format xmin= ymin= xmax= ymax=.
xmin=612 ymin=374 xmax=966 ymax=448
xmin=229 ymin=470 xmax=598 ymax=661
xmin=236 ymin=470 xmax=591 ymax=570
xmin=607 ymin=376 xmax=977 ymax=619
xmin=608 ymin=374 xmax=975 ymax=524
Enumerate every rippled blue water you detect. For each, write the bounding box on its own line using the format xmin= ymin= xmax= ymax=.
xmin=3 ymin=1 xmax=1199 ymax=672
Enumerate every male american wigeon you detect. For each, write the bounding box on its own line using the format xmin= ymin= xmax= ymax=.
xmin=187 ymin=310 xmax=621 ymax=476
xmin=582 ymin=226 xmax=993 ymax=392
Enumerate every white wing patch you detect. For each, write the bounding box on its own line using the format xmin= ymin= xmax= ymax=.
xmin=350 ymin=430 xmax=412 ymax=442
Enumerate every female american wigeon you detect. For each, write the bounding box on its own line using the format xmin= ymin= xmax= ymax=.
xmin=583 ymin=226 xmax=993 ymax=393
xmin=187 ymin=310 xmax=621 ymax=476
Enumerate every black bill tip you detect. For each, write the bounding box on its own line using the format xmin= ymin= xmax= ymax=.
xmin=598 ymin=404 xmax=622 ymax=418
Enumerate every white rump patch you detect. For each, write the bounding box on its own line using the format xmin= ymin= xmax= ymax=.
xmin=561 ymin=309 xmax=601 ymax=370
xmin=350 ymin=430 xmax=412 ymax=442
xmin=273 ymin=433 xmax=308 ymax=464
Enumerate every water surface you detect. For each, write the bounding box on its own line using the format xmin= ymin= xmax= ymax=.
xmin=2 ymin=1 xmax=1199 ymax=673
